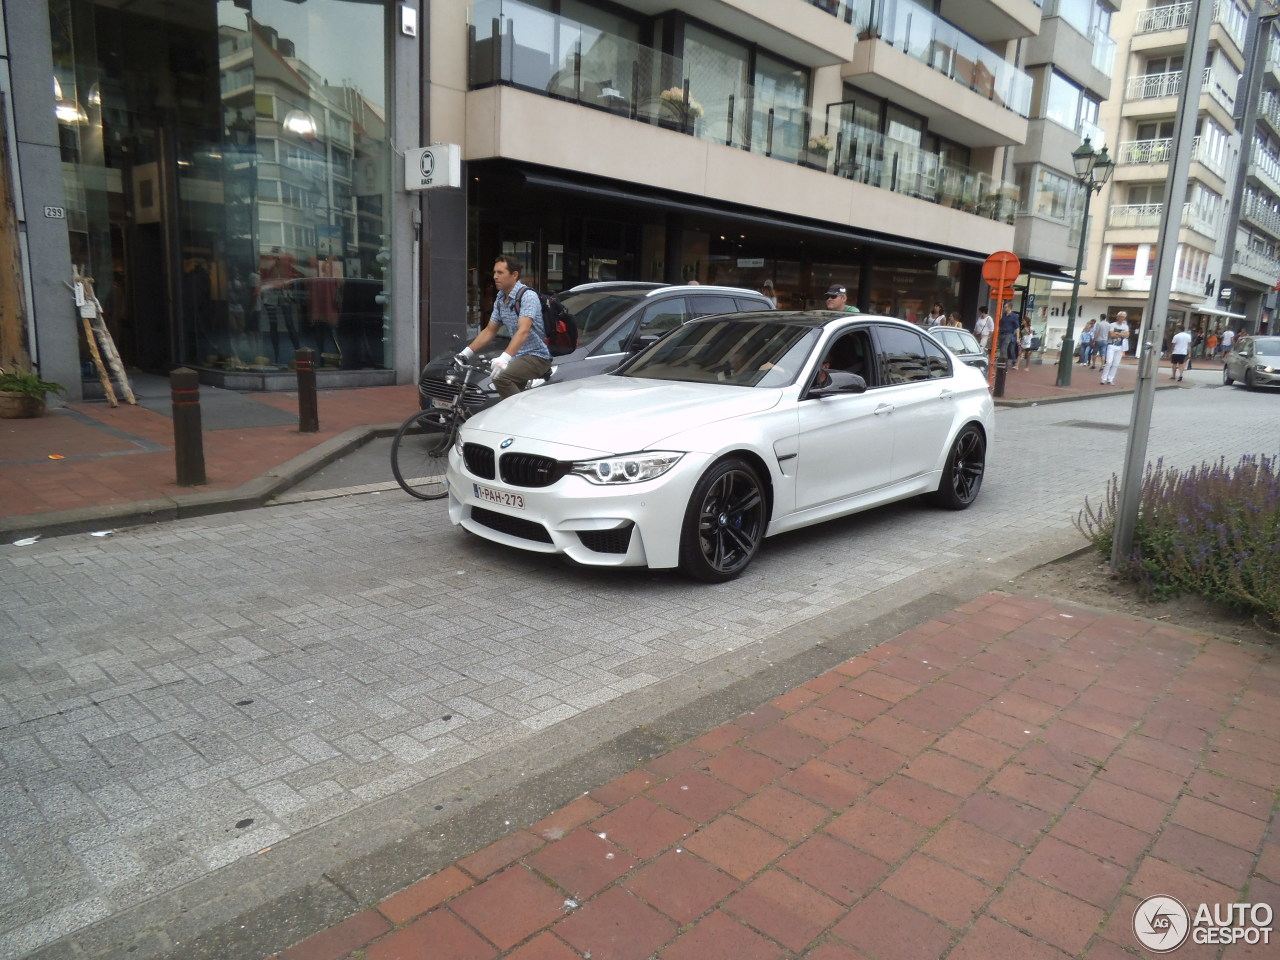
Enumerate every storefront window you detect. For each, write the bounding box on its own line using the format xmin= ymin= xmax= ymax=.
xmin=48 ymin=0 xmax=392 ymax=376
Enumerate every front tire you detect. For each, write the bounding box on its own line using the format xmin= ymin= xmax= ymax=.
xmin=1223 ymin=365 xmax=1234 ymax=386
xmin=679 ymin=458 xmax=766 ymax=583
xmin=931 ymin=424 xmax=986 ymax=510
xmin=390 ymin=410 xmax=453 ymax=500
xmin=1246 ymin=368 xmax=1256 ymax=391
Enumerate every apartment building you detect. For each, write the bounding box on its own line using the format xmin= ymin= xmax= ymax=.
xmin=1225 ymin=12 xmax=1280 ymax=333
xmin=1074 ymin=0 xmax=1255 ymax=348
xmin=5 ymin=0 xmax=1089 ymax=398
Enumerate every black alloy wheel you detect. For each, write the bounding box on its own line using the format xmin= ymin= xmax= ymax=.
xmin=680 ymin=458 xmax=767 ymax=582
xmin=931 ymin=424 xmax=986 ymax=510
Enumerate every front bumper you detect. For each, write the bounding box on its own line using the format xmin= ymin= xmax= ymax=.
xmin=1248 ymin=364 xmax=1280 ymax=387
xmin=445 ymin=437 xmax=712 ymax=569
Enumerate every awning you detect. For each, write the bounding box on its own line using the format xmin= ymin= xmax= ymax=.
xmin=1189 ymin=303 xmax=1247 ymax=319
xmin=517 ymin=166 xmax=990 ymax=264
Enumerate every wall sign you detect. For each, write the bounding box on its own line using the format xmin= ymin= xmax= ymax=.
xmin=405 ymin=144 xmax=461 ymax=191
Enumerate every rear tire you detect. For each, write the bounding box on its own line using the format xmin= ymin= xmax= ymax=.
xmin=930 ymin=424 xmax=985 ymax=510
xmin=390 ymin=410 xmax=454 ymax=500
xmin=679 ymin=458 xmax=766 ymax=583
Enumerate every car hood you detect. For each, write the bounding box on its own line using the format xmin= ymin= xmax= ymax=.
xmin=465 ymin=376 xmax=783 ymax=454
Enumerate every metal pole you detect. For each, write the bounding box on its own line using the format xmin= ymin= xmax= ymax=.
xmin=1111 ymin=0 xmax=1212 ymax=570
xmin=1056 ymin=185 xmax=1093 ymax=387
xmin=296 ymin=348 xmax=319 ymax=433
xmin=170 ymin=367 xmax=206 ymax=486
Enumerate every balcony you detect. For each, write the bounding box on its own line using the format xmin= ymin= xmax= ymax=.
xmin=1091 ymin=29 xmax=1117 ymax=78
xmin=1115 ymin=135 xmax=1228 ymax=180
xmin=1125 ymin=67 xmax=1236 ymax=115
xmin=1108 ymin=201 xmax=1217 ymax=238
xmin=1242 ymin=195 xmax=1280 ymax=239
xmin=851 ymin=0 xmax=1033 ymax=121
xmin=1134 ymin=1 xmax=1247 ymax=52
xmin=1232 ymin=245 xmax=1280 ymax=286
xmin=468 ymin=0 xmax=1019 ymax=223
xmin=1260 ymin=92 xmax=1280 ymax=137
xmin=806 ymin=0 xmax=1040 ymax=43
xmin=1251 ymin=144 xmax=1280 ymax=190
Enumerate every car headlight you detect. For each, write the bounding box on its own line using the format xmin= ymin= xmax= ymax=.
xmin=570 ymin=452 xmax=683 ymax=484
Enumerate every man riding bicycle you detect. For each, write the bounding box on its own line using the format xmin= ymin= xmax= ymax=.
xmin=455 ymin=255 xmax=551 ymax=399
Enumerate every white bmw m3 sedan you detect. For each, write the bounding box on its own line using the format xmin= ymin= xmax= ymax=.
xmin=445 ymin=311 xmax=994 ymax=582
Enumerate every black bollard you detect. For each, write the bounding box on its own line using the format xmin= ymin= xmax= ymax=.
xmin=296 ymin=348 xmax=319 ymax=433
xmin=994 ymin=356 xmax=1008 ymax=398
xmin=170 ymin=368 xmax=206 ymax=486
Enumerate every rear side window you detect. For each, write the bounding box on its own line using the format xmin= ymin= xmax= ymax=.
xmin=875 ymin=326 xmax=943 ymax=383
xmin=736 ymin=297 xmax=771 ymax=312
xmin=690 ymin=295 xmax=739 ymax=317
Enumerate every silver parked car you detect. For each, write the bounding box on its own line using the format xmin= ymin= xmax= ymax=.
xmin=418 ymin=282 xmax=774 ymax=410
xmin=1222 ymin=336 xmax=1280 ymax=391
xmin=928 ymin=325 xmax=990 ymax=376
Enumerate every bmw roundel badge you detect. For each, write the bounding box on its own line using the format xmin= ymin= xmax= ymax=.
xmin=500 ymin=438 xmax=514 ymax=448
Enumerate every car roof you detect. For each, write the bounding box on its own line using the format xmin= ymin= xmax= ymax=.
xmin=689 ymin=310 xmax=939 ymax=331
xmin=562 ymin=281 xmax=770 ymax=300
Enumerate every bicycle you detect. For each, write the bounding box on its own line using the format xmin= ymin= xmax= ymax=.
xmin=390 ymin=359 xmax=491 ymax=500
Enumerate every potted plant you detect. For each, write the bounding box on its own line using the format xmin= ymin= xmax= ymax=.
xmin=0 ymin=366 xmax=66 ymax=418
xmin=806 ymin=134 xmax=833 ymax=168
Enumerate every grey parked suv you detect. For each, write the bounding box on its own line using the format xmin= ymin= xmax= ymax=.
xmin=417 ymin=282 xmax=775 ymax=410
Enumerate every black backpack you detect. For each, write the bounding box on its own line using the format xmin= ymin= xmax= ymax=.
xmin=518 ymin=286 xmax=578 ymax=356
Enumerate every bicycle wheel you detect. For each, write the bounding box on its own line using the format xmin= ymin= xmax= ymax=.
xmin=390 ymin=410 xmax=455 ymax=500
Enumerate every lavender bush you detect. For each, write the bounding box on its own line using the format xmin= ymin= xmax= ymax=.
xmin=1076 ymin=454 xmax=1280 ymax=627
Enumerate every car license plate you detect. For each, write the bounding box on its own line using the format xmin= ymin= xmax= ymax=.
xmin=473 ymin=483 xmax=524 ymax=509
xmin=432 ymin=396 xmax=454 ymax=410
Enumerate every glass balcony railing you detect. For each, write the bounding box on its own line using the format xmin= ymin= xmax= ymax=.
xmin=1135 ymin=1 xmax=1246 ymax=49
xmin=865 ymin=0 xmax=1033 ymax=116
xmin=469 ymin=0 xmax=1020 ymax=222
xmin=1115 ymin=136 xmax=1228 ymax=178
xmin=1125 ymin=67 xmax=1235 ymax=113
xmin=806 ymin=0 xmax=860 ymax=23
xmin=1091 ymin=29 xmax=1117 ymax=77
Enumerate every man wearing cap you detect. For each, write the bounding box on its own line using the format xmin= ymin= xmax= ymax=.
xmin=825 ymin=284 xmax=860 ymax=313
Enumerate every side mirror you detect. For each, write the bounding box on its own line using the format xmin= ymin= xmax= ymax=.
xmin=809 ymin=371 xmax=867 ymax=398
xmin=628 ymin=332 xmax=662 ymax=353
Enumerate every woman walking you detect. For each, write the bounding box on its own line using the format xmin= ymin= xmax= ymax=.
xmin=1078 ymin=319 xmax=1096 ymax=367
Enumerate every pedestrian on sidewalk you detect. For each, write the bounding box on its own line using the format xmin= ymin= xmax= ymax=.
xmin=1221 ymin=326 xmax=1236 ymax=354
xmin=998 ymin=303 xmax=1020 ymax=369
xmin=1170 ymin=326 xmax=1191 ymax=381
xmin=925 ymin=302 xmax=947 ymax=327
xmin=1093 ymin=314 xmax=1112 ymax=375
xmin=974 ymin=304 xmax=994 ymax=351
xmin=1100 ymin=310 xmax=1129 ymax=384
xmin=1078 ymin=318 xmax=1096 ymax=366
xmin=1018 ymin=317 xmax=1035 ymax=369
xmin=946 ymin=311 xmax=964 ymax=327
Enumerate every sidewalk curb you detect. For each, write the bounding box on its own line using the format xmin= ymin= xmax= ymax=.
xmin=994 ymin=381 xmax=1181 ymax=408
xmin=0 ymin=423 xmax=400 ymax=542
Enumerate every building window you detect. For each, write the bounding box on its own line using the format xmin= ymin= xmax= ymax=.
xmin=1108 ymin=244 xmax=1138 ymax=275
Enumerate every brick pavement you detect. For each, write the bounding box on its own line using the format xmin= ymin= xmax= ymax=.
xmin=0 ymin=378 xmax=418 ymax=529
xmin=261 ymin=591 xmax=1280 ymax=960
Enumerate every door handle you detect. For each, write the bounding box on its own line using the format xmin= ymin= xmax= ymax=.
xmin=939 ymin=389 xmax=955 ymax=401
xmin=874 ymin=403 xmax=894 ymax=416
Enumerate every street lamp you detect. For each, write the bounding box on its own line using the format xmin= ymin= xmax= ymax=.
xmin=1057 ymin=136 xmax=1114 ymax=388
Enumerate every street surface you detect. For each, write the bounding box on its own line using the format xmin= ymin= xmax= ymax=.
xmin=2 ymin=372 xmax=1277 ymax=958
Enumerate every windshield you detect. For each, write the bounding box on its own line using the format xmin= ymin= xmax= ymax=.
xmin=1253 ymin=338 xmax=1280 ymax=357
xmin=619 ymin=318 xmax=819 ymax=387
xmin=557 ymin=290 xmax=652 ymax=339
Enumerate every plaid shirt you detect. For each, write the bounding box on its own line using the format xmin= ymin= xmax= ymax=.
xmin=490 ymin=282 xmax=550 ymax=360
